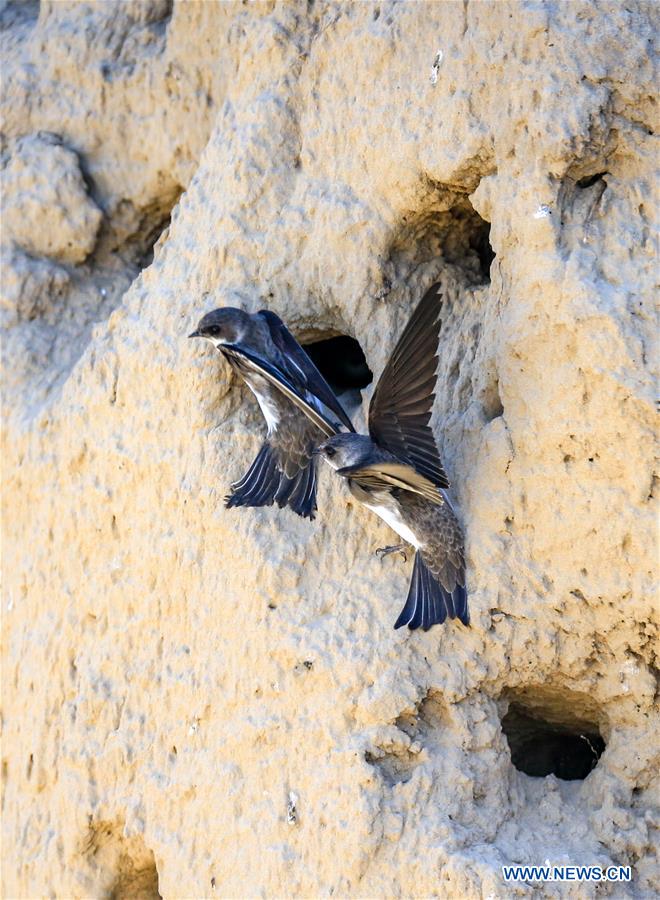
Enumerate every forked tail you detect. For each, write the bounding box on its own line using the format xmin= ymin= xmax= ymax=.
xmin=394 ymin=551 xmax=469 ymax=631
xmin=226 ymin=441 xmax=317 ymax=520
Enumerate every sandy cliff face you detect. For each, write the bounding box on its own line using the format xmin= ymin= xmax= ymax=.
xmin=1 ymin=1 xmax=657 ymax=897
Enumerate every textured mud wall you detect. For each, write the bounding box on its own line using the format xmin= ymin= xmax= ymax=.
xmin=2 ymin=1 xmax=658 ymax=897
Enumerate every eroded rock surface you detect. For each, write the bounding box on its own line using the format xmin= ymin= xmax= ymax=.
xmin=2 ymin=2 xmax=658 ymax=898
xmin=1 ymin=132 xmax=102 ymax=264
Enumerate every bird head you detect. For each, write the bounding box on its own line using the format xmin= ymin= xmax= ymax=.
xmin=188 ymin=307 xmax=251 ymax=349
xmin=316 ymin=433 xmax=374 ymax=473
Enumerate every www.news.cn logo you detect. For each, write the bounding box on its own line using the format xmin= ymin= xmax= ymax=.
xmin=502 ymin=864 xmax=632 ymax=883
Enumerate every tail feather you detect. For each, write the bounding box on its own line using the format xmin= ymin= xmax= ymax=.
xmin=226 ymin=442 xmax=317 ymax=519
xmin=282 ymin=458 xmax=316 ymax=519
xmin=226 ymin=443 xmax=278 ymax=508
xmin=453 ymin=583 xmax=469 ymax=626
xmin=392 ymin=563 xmax=417 ymax=629
xmin=394 ymin=552 xmax=467 ymax=632
xmin=443 ymin=572 xmax=456 ymax=620
xmin=426 ymin=559 xmax=444 ymax=629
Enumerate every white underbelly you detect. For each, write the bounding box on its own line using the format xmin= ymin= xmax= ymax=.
xmin=365 ymin=502 xmax=421 ymax=549
xmin=246 ymin=382 xmax=279 ymax=434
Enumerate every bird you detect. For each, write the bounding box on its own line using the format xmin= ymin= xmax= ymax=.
xmin=315 ymin=285 xmax=468 ymax=631
xmin=189 ymin=306 xmax=355 ymax=519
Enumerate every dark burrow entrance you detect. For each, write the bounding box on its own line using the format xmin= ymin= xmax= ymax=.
xmin=83 ymin=819 xmax=161 ymax=900
xmin=303 ymin=335 xmax=373 ymax=406
xmin=500 ymin=688 xmax=606 ymax=781
xmin=386 ymin=191 xmax=495 ymax=286
xmin=468 ymin=216 xmax=496 ymax=281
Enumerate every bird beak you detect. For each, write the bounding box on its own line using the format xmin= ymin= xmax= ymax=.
xmin=188 ymin=330 xmax=202 ymax=339
xmin=312 ymin=446 xmax=323 ymax=456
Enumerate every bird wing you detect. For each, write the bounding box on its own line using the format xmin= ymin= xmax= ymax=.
xmin=258 ymin=310 xmax=356 ymax=433
xmin=337 ymin=461 xmax=444 ymax=504
xmin=368 ymin=283 xmax=449 ymax=490
xmin=222 ymin=344 xmax=338 ymax=437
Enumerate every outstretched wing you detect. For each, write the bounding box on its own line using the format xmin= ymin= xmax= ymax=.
xmin=368 ymin=284 xmax=449 ymax=489
xmin=222 ymin=344 xmax=339 ymax=437
xmin=258 ymin=310 xmax=356 ymax=433
xmin=337 ymin=461 xmax=444 ymax=505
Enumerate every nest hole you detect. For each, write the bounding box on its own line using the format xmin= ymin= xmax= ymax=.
xmin=302 ymin=334 xmax=373 ymax=412
xmin=387 ymin=191 xmax=495 ymax=285
xmin=113 ymin=186 xmax=183 ymax=270
xmin=481 ymin=377 xmax=503 ymax=422
xmin=501 ymin=687 xmax=606 ymax=781
xmin=576 ymin=172 xmax=608 ymax=189
xmin=468 ymin=217 xmax=495 ymax=281
xmin=82 ymin=820 xmax=161 ymax=900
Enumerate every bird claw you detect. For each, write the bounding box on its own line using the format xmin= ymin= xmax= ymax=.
xmin=375 ymin=544 xmax=407 ymax=563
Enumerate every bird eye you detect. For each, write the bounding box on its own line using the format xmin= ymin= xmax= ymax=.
xmin=207 ymin=325 xmax=221 ymax=337
xmin=325 ymin=446 xmax=336 ymax=458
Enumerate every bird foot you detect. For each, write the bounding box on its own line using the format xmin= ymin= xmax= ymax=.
xmin=375 ymin=544 xmax=407 ymax=563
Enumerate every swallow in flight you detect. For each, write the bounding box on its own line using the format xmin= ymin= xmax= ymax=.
xmin=316 ymin=285 xmax=468 ymax=630
xmin=190 ymin=307 xmax=355 ymax=519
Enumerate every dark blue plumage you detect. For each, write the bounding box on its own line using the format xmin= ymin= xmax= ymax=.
xmin=190 ymin=306 xmax=354 ymax=519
